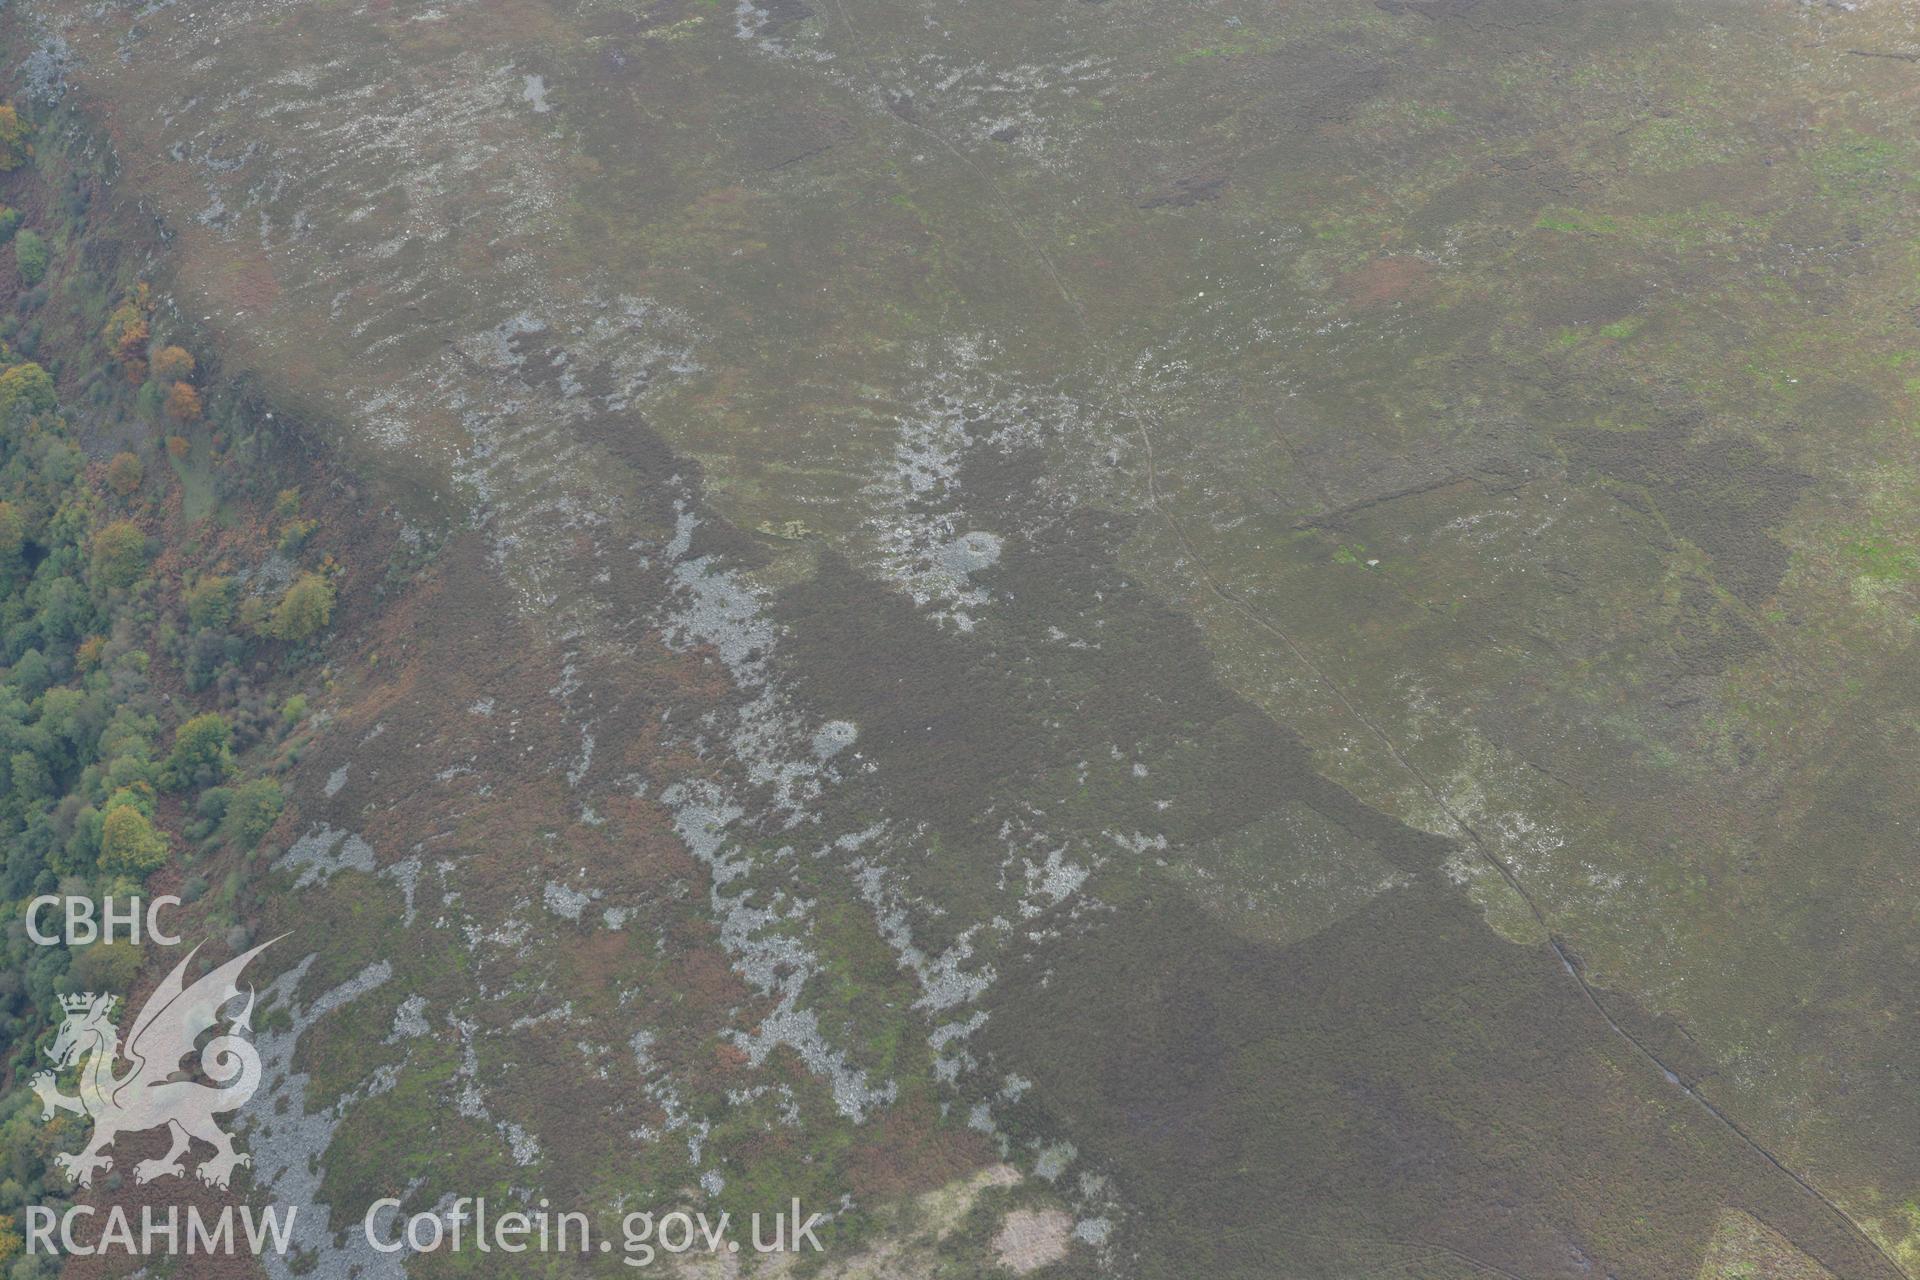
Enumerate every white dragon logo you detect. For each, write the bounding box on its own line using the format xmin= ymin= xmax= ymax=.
xmin=31 ymin=939 xmax=278 ymax=1190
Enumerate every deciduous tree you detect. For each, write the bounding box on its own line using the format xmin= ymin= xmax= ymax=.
xmin=0 ymin=501 xmax=22 ymax=568
xmin=149 ymin=345 xmax=194 ymax=381
xmin=163 ymin=380 xmax=202 ymax=423
xmin=89 ymin=519 xmax=147 ymax=589
xmin=270 ymin=572 xmax=334 ymax=642
xmin=0 ymin=105 xmax=29 ymax=173
xmin=103 ymin=288 xmax=151 ymax=381
xmin=0 ymin=361 xmax=54 ymax=421
xmin=99 ymin=803 xmax=169 ymax=874
xmin=105 ymin=450 xmax=142 ymax=496
xmin=13 ymin=230 xmax=46 ymax=286
xmin=162 ymin=711 xmax=232 ymax=791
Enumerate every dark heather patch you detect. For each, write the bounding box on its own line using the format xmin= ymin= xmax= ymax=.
xmin=982 ymin=881 xmax=1905 ymax=1280
xmin=1574 ymin=424 xmax=1809 ymax=604
xmin=577 ymin=407 xmax=769 ymax=567
xmin=1531 ymin=276 xmax=1644 ymax=329
xmin=776 ymin=552 xmax=1047 ymax=840
xmin=988 ymin=509 xmax=1331 ymax=845
xmin=1729 ymin=643 xmax=1920 ymax=1204
xmin=1237 ymin=46 xmax=1391 ymax=127
xmin=1665 ymin=583 xmax=1768 ymax=681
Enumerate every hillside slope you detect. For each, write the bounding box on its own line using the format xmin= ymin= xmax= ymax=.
xmin=4 ymin=0 xmax=1920 ymax=1278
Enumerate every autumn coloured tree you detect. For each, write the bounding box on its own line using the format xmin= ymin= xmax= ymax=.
xmin=99 ymin=803 xmax=169 ymax=874
xmin=164 ymin=380 xmax=203 ymax=423
xmin=105 ymin=450 xmax=143 ymax=496
xmin=0 ymin=263 xmax=338 ymax=1226
xmin=150 ymin=345 xmax=195 ymax=380
xmin=271 ymin=571 xmax=335 ymax=642
xmin=102 ymin=285 xmax=152 ymax=381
